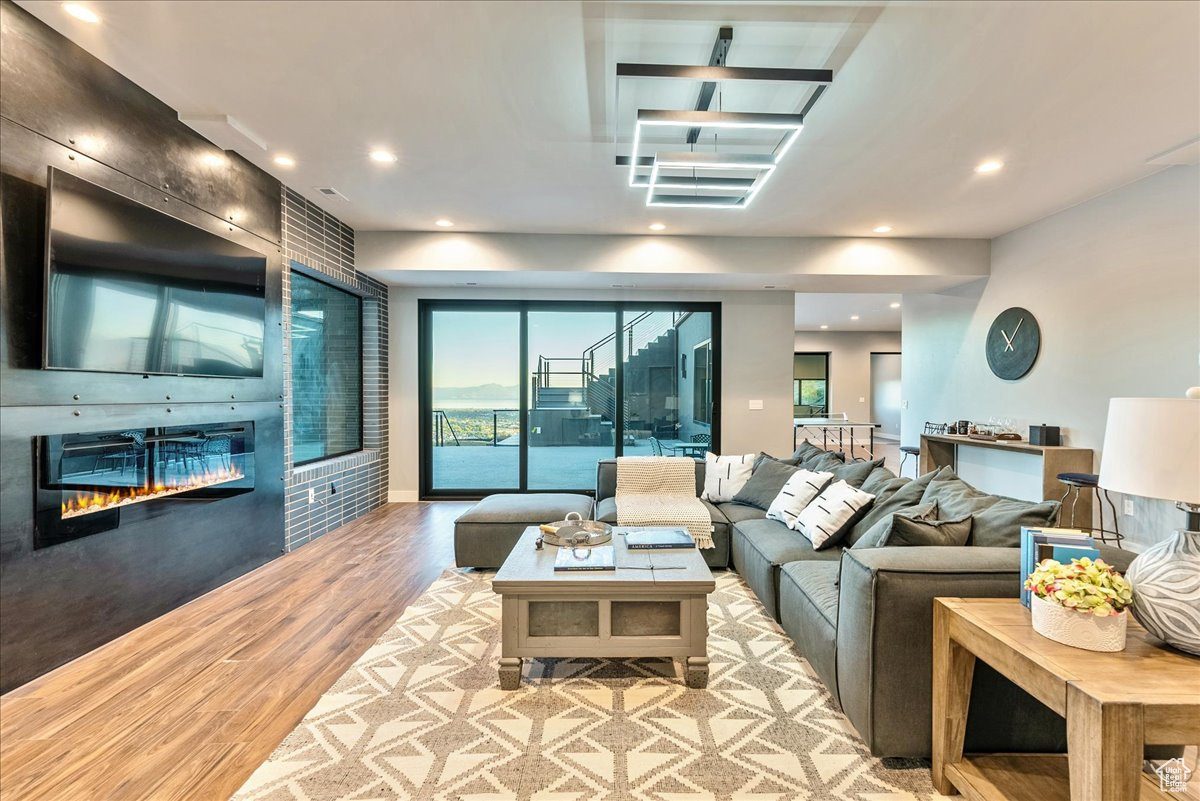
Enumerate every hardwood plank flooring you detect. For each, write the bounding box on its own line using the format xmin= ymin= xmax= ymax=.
xmin=0 ymin=501 xmax=468 ymax=801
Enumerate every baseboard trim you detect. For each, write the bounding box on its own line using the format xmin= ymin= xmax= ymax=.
xmin=388 ymin=490 xmax=420 ymax=503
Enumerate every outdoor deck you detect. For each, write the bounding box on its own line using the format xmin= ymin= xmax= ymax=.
xmin=432 ymin=440 xmax=674 ymax=490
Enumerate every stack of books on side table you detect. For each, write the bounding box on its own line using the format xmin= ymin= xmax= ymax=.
xmin=1019 ymin=527 xmax=1099 ymax=608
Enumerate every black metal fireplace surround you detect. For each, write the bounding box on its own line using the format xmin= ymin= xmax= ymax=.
xmin=0 ymin=1 xmax=287 ymax=692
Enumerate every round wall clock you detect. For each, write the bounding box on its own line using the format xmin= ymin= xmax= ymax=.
xmin=986 ymin=307 xmax=1040 ymax=380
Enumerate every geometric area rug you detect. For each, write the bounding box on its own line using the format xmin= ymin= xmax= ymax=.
xmin=233 ymin=569 xmax=947 ymax=801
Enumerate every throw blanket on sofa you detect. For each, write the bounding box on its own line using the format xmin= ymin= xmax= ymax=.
xmin=615 ymin=456 xmax=714 ymax=549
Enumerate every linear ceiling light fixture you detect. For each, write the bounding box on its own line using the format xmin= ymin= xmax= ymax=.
xmin=615 ymin=34 xmax=831 ymax=211
xmin=628 ymin=111 xmax=801 ymax=209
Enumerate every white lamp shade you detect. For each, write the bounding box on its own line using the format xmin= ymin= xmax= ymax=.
xmin=1099 ymin=397 xmax=1200 ymax=504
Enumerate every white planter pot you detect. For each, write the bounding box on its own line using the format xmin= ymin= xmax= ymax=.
xmin=1030 ymin=594 xmax=1128 ymax=652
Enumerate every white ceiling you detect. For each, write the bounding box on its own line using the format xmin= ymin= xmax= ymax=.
xmin=794 ymin=292 xmax=902 ymax=331
xmin=17 ymin=0 xmax=1199 ymax=239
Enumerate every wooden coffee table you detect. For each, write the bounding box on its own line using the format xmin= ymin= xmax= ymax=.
xmin=492 ymin=526 xmax=716 ymax=690
xmin=933 ymin=597 xmax=1200 ymax=801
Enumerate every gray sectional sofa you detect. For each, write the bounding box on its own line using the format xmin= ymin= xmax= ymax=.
xmin=595 ymin=447 xmax=1135 ymax=758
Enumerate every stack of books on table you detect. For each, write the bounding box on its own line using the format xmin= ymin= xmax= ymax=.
xmin=624 ymin=528 xmax=696 ymax=550
xmin=1019 ymin=527 xmax=1099 ymax=608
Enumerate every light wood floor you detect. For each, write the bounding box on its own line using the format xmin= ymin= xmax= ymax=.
xmin=0 ymin=501 xmax=470 ymax=801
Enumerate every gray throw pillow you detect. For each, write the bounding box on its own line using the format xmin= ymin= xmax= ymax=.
xmin=852 ymin=500 xmax=938 ymax=549
xmin=970 ymin=497 xmax=1060 ymax=547
xmin=845 ymin=468 xmax=940 ymax=546
xmin=860 ymin=465 xmax=901 ymax=497
xmin=887 ymin=513 xmax=973 ymax=547
xmin=920 ymin=467 xmax=1002 ymax=519
xmin=733 ymin=458 xmax=800 ymax=510
xmin=787 ymin=441 xmax=825 ymax=465
xmin=830 ymin=458 xmax=884 ymax=489
xmin=803 ymin=450 xmax=847 ymax=473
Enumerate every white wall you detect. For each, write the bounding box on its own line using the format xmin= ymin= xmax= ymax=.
xmin=792 ymin=330 xmax=903 ymax=427
xmin=901 ymin=165 xmax=1200 ymax=549
xmin=388 ymin=288 xmax=796 ymax=499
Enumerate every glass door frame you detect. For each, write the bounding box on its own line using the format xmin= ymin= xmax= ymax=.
xmin=418 ymin=299 xmax=722 ymax=499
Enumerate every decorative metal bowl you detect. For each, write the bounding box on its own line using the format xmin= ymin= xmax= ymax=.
xmin=539 ymin=512 xmax=612 ymax=547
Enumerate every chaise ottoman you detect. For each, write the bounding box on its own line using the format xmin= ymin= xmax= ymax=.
xmin=454 ymin=493 xmax=594 ymax=568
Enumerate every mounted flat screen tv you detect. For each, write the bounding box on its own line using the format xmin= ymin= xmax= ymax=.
xmin=44 ymin=168 xmax=267 ymax=378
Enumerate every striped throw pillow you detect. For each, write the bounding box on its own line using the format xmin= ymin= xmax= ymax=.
xmin=701 ymin=452 xmax=756 ymax=502
xmin=766 ymin=470 xmax=834 ymax=530
xmin=796 ymin=480 xmax=876 ymax=549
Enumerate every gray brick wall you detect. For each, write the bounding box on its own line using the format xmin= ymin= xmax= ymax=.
xmin=282 ymin=187 xmax=388 ymax=550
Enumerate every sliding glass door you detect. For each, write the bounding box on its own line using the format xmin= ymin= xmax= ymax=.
xmin=420 ymin=301 xmax=720 ymax=497
xmin=527 ymin=310 xmax=617 ymax=489
xmin=427 ymin=309 xmax=521 ymax=491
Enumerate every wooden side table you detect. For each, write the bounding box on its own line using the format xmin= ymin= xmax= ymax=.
xmin=932 ymin=598 xmax=1200 ymax=801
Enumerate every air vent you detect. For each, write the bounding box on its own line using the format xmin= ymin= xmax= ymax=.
xmin=314 ymin=187 xmax=348 ymax=201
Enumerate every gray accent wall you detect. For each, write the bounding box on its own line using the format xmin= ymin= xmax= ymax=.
xmin=901 ymin=165 xmax=1200 ymax=550
xmin=281 ymin=189 xmax=389 ymax=550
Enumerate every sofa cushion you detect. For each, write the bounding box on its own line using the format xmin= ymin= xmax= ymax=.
xmin=796 ymin=481 xmax=876 ymax=550
xmin=887 ymin=513 xmax=973 ymax=547
xmin=454 ymin=493 xmax=594 ymax=568
xmin=702 ymin=452 xmax=756 ymax=502
xmin=803 ymin=450 xmax=848 ymax=473
xmin=765 ymin=469 xmax=834 ymax=529
xmin=920 ymin=466 xmax=1002 ymax=519
xmin=970 ymin=497 xmax=1060 ymax=547
xmin=860 ymin=466 xmax=904 ymax=498
xmin=731 ymin=518 xmax=841 ymax=620
xmin=846 ymin=468 xmax=939 ymax=546
xmin=779 ymin=560 xmax=842 ymax=701
xmin=457 ymin=492 xmax=594 ymax=525
xmin=718 ymin=501 xmax=768 ymax=524
xmin=781 ymin=560 xmax=841 ymax=628
xmin=851 ymin=500 xmax=939 ymax=550
xmin=788 ymin=441 xmax=827 ymax=465
xmin=733 ymin=457 xmax=801 ymax=510
xmin=830 ymin=458 xmax=884 ymax=489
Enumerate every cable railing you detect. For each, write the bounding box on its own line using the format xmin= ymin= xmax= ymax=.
xmin=432 ymin=408 xmax=520 ymax=447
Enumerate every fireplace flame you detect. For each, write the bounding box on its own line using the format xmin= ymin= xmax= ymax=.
xmin=61 ymin=465 xmax=244 ymax=519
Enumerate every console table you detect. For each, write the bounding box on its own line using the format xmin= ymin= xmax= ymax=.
xmin=933 ymin=598 xmax=1200 ymax=801
xmin=920 ymin=434 xmax=1094 ymax=523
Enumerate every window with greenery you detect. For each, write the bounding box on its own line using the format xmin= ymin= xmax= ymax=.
xmin=291 ymin=271 xmax=363 ymax=465
xmin=798 ymin=379 xmax=827 ymax=411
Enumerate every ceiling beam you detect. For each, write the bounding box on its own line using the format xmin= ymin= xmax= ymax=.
xmin=687 ymin=26 xmax=734 ymax=145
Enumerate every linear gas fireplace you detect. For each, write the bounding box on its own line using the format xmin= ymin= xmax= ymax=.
xmin=35 ymin=421 xmax=256 ymax=549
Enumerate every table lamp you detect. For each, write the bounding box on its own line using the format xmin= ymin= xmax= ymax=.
xmin=1098 ymin=390 xmax=1200 ymax=654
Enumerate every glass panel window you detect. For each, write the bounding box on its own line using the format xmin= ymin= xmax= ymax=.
xmin=429 ymin=309 xmax=520 ymax=491
xmin=290 ymin=272 xmax=363 ymax=465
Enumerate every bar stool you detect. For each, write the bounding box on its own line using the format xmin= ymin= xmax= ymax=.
xmin=899 ymin=445 xmax=920 ymax=478
xmin=1057 ymin=472 xmax=1123 ymax=547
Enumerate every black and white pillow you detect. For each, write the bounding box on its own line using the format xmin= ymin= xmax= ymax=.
xmin=701 ymin=452 xmax=756 ymax=503
xmin=796 ymin=480 xmax=876 ymax=549
xmin=766 ymin=470 xmax=834 ymax=530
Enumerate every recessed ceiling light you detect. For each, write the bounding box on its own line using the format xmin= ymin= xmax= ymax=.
xmin=202 ymin=153 xmax=225 ymax=167
xmin=273 ymin=155 xmax=296 ymax=168
xmin=873 ymin=225 xmax=893 ymax=234
xmin=974 ymin=159 xmax=1004 ymax=174
xmin=648 ymin=223 xmax=666 ymax=231
xmin=890 ymin=302 xmax=901 ymax=309
xmin=850 ymin=315 xmax=860 ymax=321
xmin=62 ymin=3 xmax=99 ymax=23
xmin=819 ymin=324 xmax=829 ymax=330
xmin=369 ymin=150 xmax=397 ymax=164
xmin=435 ymin=219 xmax=454 ymax=228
